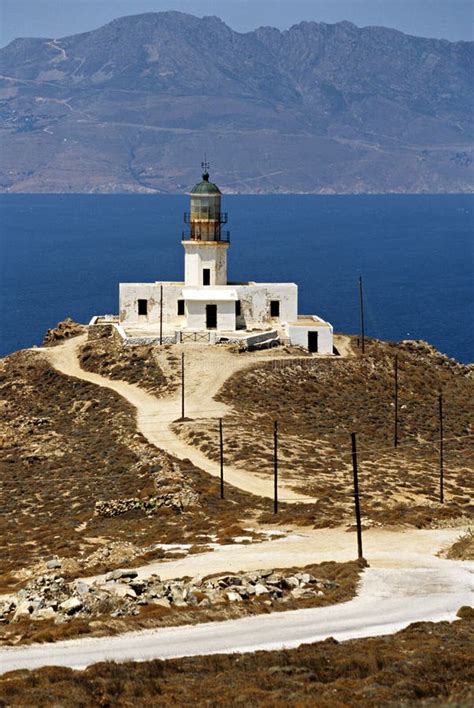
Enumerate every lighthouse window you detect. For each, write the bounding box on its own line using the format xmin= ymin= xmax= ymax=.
xmin=203 ymin=268 xmax=211 ymax=286
xmin=235 ymin=300 xmax=241 ymax=316
xmin=270 ymin=300 xmax=280 ymax=317
xmin=137 ymin=299 xmax=148 ymax=316
xmin=177 ymin=299 xmax=185 ymax=316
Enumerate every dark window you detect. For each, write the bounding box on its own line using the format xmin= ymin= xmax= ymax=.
xmin=177 ymin=299 xmax=185 ymax=316
xmin=235 ymin=300 xmax=241 ymax=317
xmin=206 ymin=304 xmax=217 ymax=329
xmin=270 ymin=300 xmax=280 ymax=317
xmin=308 ymin=331 xmax=319 ymax=353
xmin=203 ymin=268 xmax=211 ymax=286
xmin=138 ymin=299 xmax=148 ymax=316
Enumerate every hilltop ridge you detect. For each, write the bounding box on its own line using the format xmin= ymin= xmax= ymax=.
xmin=0 ymin=11 xmax=472 ymax=193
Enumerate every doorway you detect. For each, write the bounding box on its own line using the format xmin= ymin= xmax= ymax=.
xmin=206 ymin=304 xmax=217 ymax=329
xmin=308 ymin=331 xmax=319 ymax=353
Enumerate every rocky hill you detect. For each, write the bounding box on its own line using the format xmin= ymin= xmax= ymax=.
xmin=0 ymin=12 xmax=473 ymax=194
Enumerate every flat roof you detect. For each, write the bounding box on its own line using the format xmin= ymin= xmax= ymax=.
xmin=288 ymin=316 xmax=332 ymax=328
xmin=183 ymin=287 xmax=238 ymax=302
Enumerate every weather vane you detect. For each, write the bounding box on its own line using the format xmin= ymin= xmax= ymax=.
xmin=201 ymin=155 xmax=210 ymax=175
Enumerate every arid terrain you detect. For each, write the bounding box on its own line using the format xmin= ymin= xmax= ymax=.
xmin=0 ymin=322 xmax=472 ymax=702
xmin=1 ymin=614 xmax=472 ymax=707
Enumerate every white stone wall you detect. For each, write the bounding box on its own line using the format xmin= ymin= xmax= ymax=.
xmin=235 ymin=283 xmax=298 ymax=329
xmin=120 ymin=281 xmax=298 ymax=333
xmin=183 ymin=242 xmax=228 ymax=286
xmin=119 ymin=283 xmax=185 ymax=326
xmin=186 ymin=300 xmax=236 ymax=331
xmin=286 ymin=322 xmax=334 ymax=354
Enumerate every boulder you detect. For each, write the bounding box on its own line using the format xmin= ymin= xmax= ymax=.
xmin=290 ymin=588 xmax=316 ymax=600
xmin=226 ymin=591 xmax=243 ymax=603
xmin=265 ymin=574 xmax=283 ymax=586
xmin=46 ymin=559 xmax=62 ymax=570
xmin=33 ymin=607 xmax=57 ymax=621
xmin=59 ymin=597 xmax=83 ymax=614
xmin=106 ymin=568 xmax=138 ymax=581
xmin=13 ymin=601 xmax=32 ymax=622
xmin=75 ymin=581 xmax=91 ymax=595
xmin=151 ymin=597 xmax=171 ymax=609
xmin=129 ymin=580 xmax=147 ymax=595
xmin=111 ymin=585 xmax=137 ymax=599
xmin=254 ymin=584 xmax=270 ymax=596
xmin=298 ymin=573 xmax=314 ymax=585
xmin=170 ymin=587 xmax=187 ymax=606
xmin=282 ymin=576 xmax=299 ymax=590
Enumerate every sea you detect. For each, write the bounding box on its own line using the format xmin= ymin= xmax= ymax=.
xmin=0 ymin=194 xmax=473 ymax=363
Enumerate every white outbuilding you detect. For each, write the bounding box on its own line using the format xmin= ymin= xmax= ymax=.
xmin=117 ymin=165 xmax=333 ymax=353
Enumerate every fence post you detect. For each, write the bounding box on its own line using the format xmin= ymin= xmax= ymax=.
xmin=439 ymin=394 xmax=444 ymax=503
xmin=351 ymin=432 xmax=364 ymax=559
xmin=273 ymin=420 xmax=278 ymax=514
xmin=394 ymin=354 xmax=399 ymax=447
xmin=219 ymin=418 xmax=224 ymax=500
xmin=359 ymin=276 xmax=365 ymax=354
xmin=159 ymin=284 xmax=163 ymax=346
xmin=181 ymin=353 xmax=185 ymax=419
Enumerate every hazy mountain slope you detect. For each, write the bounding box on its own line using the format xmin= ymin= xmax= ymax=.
xmin=0 ymin=11 xmax=472 ymax=193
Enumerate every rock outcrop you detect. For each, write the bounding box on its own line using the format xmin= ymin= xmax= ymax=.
xmin=43 ymin=319 xmax=86 ymax=347
xmin=0 ymin=568 xmax=336 ymax=625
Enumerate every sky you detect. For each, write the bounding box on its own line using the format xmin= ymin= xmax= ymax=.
xmin=1 ymin=0 xmax=473 ymax=47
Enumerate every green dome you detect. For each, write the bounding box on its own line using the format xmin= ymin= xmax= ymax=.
xmin=191 ymin=171 xmax=221 ymax=195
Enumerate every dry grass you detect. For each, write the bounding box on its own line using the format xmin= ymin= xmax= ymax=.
xmin=174 ymin=337 xmax=474 ymax=528
xmin=79 ymin=338 xmax=178 ymax=395
xmin=1 ymin=614 xmax=472 ymax=706
xmin=445 ymin=529 xmax=474 ymax=560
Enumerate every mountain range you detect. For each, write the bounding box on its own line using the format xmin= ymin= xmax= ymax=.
xmin=0 ymin=11 xmax=472 ymax=193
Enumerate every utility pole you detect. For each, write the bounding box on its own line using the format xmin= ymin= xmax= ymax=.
xmin=394 ymin=355 xmax=399 ymax=448
xmin=181 ymin=352 xmax=185 ymax=419
xmin=219 ymin=418 xmax=224 ymax=500
xmin=439 ymin=394 xmax=444 ymax=504
xmin=273 ymin=420 xmax=278 ymax=514
xmin=359 ymin=276 xmax=365 ymax=354
xmin=351 ymin=432 xmax=364 ymax=560
xmin=159 ymin=284 xmax=163 ymax=346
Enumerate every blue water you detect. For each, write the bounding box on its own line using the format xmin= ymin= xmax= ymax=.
xmin=1 ymin=194 xmax=473 ymax=362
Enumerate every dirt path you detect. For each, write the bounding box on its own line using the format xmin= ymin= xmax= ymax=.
xmin=84 ymin=526 xmax=465 ymax=585
xmin=1 ymin=526 xmax=472 ymax=674
xmin=38 ymin=336 xmax=321 ymax=501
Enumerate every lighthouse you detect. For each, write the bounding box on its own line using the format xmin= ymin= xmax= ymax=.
xmin=116 ymin=164 xmax=334 ymax=352
xmin=182 ymin=162 xmax=230 ymax=287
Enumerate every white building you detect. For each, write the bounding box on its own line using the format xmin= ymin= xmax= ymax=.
xmin=118 ymin=167 xmax=333 ymax=353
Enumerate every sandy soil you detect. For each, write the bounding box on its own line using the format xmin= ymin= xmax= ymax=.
xmin=84 ymin=525 xmax=466 ymax=585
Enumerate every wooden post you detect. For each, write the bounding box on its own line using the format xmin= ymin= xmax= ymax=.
xmin=273 ymin=420 xmax=278 ymax=514
xmin=394 ymin=355 xmax=399 ymax=448
xmin=219 ymin=418 xmax=224 ymax=500
xmin=159 ymin=284 xmax=163 ymax=346
xmin=359 ymin=276 xmax=365 ymax=354
xmin=181 ymin=352 xmax=185 ymax=419
xmin=351 ymin=432 xmax=363 ymax=559
xmin=439 ymin=394 xmax=444 ymax=504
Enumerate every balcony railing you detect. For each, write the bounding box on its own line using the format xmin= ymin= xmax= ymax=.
xmin=184 ymin=212 xmax=228 ymax=224
xmin=181 ymin=230 xmax=230 ymax=243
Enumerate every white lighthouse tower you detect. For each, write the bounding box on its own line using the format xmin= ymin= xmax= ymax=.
xmin=182 ymin=161 xmax=230 ymax=288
